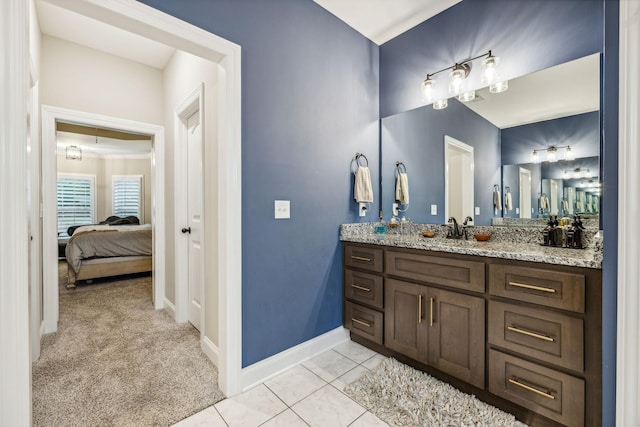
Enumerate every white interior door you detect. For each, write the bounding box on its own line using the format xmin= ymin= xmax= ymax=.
xmin=519 ymin=167 xmax=532 ymax=218
xmin=186 ymin=111 xmax=203 ymax=330
xmin=549 ymin=179 xmax=559 ymax=215
xmin=444 ymin=136 xmax=474 ymax=222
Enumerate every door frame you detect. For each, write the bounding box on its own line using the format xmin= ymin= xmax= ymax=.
xmin=174 ymin=84 xmax=205 ymax=330
xmin=444 ymin=135 xmax=474 ymax=221
xmin=41 ymin=105 xmax=166 ymax=329
xmin=39 ymin=0 xmax=243 ymax=397
xmin=519 ymin=167 xmax=532 ymax=218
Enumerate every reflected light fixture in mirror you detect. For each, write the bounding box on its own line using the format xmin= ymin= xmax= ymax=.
xmin=531 ymin=145 xmax=573 ymax=163
xmin=421 ymin=50 xmax=508 ymax=110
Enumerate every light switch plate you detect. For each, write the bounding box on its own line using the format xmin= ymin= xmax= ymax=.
xmin=392 ymin=203 xmax=399 ymax=217
xmin=431 ymin=204 xmax=437 ymax=215
xmin=516 ymin=208 xmax=520 ymax=214
xmin=274 ymin=200 xmax=290 ymax=219
xmin=475 ymin=207 xmax=480 ymax=215
xmin=359 ymin=203 xmax=368 ymax=217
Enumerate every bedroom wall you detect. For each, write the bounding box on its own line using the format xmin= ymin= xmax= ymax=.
xmin=57 ymin=154 xmax=152 ymax=225
xmin=40 ymin=35 xmax=164 ymax=125
xmin=162 ymin=50 xmax=219 ymax=345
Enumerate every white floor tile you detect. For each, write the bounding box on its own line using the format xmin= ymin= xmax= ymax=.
xmin=215 ymin=384 xmax=287 ymax=427
xmin=332 ymin=340 xmax=377 ymax=364
xmin=361 ymin=354 xmax=386 ymax=371
xmin=264 ymin=365 xmax=326 ymax=406
xmin=171 ymin=406 xmax=227 ymax=427
xmin=349 ymin=411 xmax=390 ymax=427
xmin=292 ymin=385 xmax=365 ymax=427
xmin=331 ymin=365 xmax=369 ymax=392
xmin=302 ymin=350 xmax=358 ymax=382
xmin=261 ymin=409 xmax=309 ymax=427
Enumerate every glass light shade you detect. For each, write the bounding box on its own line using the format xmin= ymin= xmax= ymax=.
xmin=66 ymin=145 xmax=82 ymax=160
xmin=449 ymin=65 xmax=468 ymax=96
xmin=564 ymin=146 xmax=574 ymax=161
xmin=573 ymin=169 xmax=581 ymax=178
xmin=546 ymin=147 xmax=557 ymax=162
xmin=422 ymin=78 xmax=435 ymax=103
xmin=490 ymin=80 xmax=509 ymax=93
xmin=458 ymin=90 xmax=476 ymax=102
xmin=563 ymin=170 xmax=569 ymax=178
xmin=531 ymin=151 xmax=540 ymax=163
xmin=481 ymin=55 xmax=500 ymax=85
xmin=433 ymin=98 xmax=448 ymax=110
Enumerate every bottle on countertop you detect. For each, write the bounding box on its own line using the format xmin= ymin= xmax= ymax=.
xmin=543 ymin=216 xmax=555 ymax=246
xmin=569 ymin=215 xmax=585 ymax=249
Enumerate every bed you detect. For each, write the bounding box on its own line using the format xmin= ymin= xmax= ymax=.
xmin=65 ymin=224 xmax=153 ymax=289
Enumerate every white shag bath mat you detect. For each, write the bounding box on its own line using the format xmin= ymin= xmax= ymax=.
xmin=344 ymin=357 xmax=528 ymax=427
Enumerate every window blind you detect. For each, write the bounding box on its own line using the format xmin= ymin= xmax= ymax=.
xmin=113 ymin=175 xmax=143 ymax=220
xmin=57 ymin=175 xmax=96 ymax=236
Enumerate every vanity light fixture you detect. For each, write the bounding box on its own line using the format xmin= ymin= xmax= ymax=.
xmin=564 ymin=168 xmax=591 ymax=179
xmin=421 ymin=50 xmax=508 ymax=110
xmin=65 ymin=145 xmax=82 ymax=160
xmin=531 ymin=145 xmax=573 ymax=164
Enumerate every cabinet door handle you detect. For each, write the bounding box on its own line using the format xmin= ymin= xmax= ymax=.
xmin=351 ymin=317 xmax=371 ymax=328
xmin=508 ymin=378 xmax=555 ymax=400
xmin=351 ymin=284 xmax=371 ymax=292
xmin=418 ymin=295 xmax=422 ymax=324
xmin=508 ymin=281 xmax=556 ymax=293
xmin=429 ymin=297 xmax=434 ymax=327
xmin=508 ymin=325 xmax=555 ymax=342
xmin=351 ymin=255 xmax=372 ymax=262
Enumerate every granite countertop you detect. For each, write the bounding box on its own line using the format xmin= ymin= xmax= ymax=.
xmin=340 ymin=223 xmax=602 ymax=270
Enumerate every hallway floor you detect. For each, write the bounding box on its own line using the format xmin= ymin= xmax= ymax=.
xmin=172 ymin=340 xmax=390 ymax=427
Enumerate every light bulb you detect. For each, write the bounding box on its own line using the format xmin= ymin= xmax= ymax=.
xmin=547 ymin=147 xmax=557 ymax=162
xmin=458 ymin=90 xmax=476 ymax=102
xmin=433 ymin=98 xmax=448 ymax=110
xmin=422 ymin=78 xmax=435 ymax=103
xmin=490 ymin=80 xmax=509 ymax=93
xmin=481 ymin=54 xmax=500 ymax=85
xmin=564 ymin=146 xmax=574 ymax=161
xmin=573 ymin=169 xmax=581 ymax=178
xmin=532 ymin=151 xmax=539 ymax=163
xmin=449 ymin=64 xmax=469 ymax=96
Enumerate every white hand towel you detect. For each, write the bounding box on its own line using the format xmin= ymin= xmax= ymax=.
xmin=395 ymin=173 xmax=410 ymax=204
xmin=505 ymin=192 xmax=513 ymax=211
xmin=354 ymin=166 xmax=373 ymax=203
xmin=493 ymin=190 xmax=502 ymax=211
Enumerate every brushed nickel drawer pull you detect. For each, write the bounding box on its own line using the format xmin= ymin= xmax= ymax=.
xmin=508 ymin=378 xmax=555 ymax=400
xmin=351 ymin=284 xmax=371 ymax=292
xmin=508 ymin=281 xmax=556 ymax=293
xmin=429 ymin=297 xmax=434 ymax=327
xmin=508 ymin=325 xmax=555 ymax=342
xmin=418 ymin=295 xmax=423 ymax=324
xmin=351 ymin=255 xmax=372 ymax=262
xmin=351 ymin=317 xmax=372 ymax=328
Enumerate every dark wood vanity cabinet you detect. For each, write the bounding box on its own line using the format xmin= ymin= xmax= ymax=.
xmin=343 ymin=242 xmax=602 ymax=427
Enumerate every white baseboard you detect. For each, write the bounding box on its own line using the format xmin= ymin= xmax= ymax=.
xmin=43 ymin=319 xmax=57 ymax=334
xmin=202 ymin=335 xmax=219 ymax=366
xmin=163 ymin=298 xmax=176 ymax=320
xmin=241 ymin=327 xmax=350 ymax=391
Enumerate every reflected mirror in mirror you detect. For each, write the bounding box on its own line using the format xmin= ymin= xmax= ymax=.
xmin=380 ymin=53 xmax=600 ymax=225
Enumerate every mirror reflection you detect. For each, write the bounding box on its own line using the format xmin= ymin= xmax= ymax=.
xmin=381 ymin=53 xmax=601 ymax=225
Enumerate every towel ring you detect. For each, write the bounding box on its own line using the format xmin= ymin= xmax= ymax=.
xmin=395 ymin=161 xmax=407 ymax=177
xmin=355 ymin=152 xmax=368 ymax=167
xmin=493 ymin=184 xmax=500 ymax=192
xmin=505 ymin=186 xmax=511 ymax=193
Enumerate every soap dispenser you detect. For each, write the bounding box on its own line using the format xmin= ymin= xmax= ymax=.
xmin=543 ymin=216 xmax=555 ymax=246
xmin=569 ymin=215 xmax=585 ymax=249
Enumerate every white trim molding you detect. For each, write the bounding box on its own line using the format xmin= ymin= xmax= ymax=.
xmin=617 ymin=1 xmax=640 ymax=425
xmin=241 ymin=327 xmax=350 ymax=391
xmin=0 ymin=0 xmax=32 ymax=424
xmin=202 ymin=336 xmax=220 ymax=367
xmin=41 ymin=105 xmax=166 ymax=333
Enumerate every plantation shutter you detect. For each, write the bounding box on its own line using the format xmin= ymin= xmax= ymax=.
xmin=56 ymin=174 xmax=96 ymax=236
xmin=112 ymin=175 xmax=143 ymax=220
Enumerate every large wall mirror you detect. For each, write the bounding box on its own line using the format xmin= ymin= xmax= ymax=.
xmin=380 ymin=53 xmax=601 ymax=225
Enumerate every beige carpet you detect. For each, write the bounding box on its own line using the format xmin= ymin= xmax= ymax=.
xmin=32 ymin=263 xmax=225 ymax=427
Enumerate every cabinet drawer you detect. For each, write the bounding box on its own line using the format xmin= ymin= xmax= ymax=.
xmin=386 ymin=251 xmax=484 ymax=293
xmin=344 ymin=301 xmax=383 ymax=345
xmin=489 ymin=264 xmax=585 ymax=313
xmin=344 ymin=268 xmax=383 ymax=309
xmin=489 ymin=350 xmax=584 ymax=426
xmin=488 ymin=301 xmax=584 ymax=372
xmin=344 ymin=244 xmax=383 ymax=272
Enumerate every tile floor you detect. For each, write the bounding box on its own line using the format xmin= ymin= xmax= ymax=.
xmin=172 ymin=341 xmax=390 ymax=427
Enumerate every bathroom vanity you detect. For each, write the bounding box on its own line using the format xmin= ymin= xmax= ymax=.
xmin=341 ymin=226 xmax=602 ymax=427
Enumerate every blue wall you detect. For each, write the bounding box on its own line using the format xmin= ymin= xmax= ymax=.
xmin=380 ymin=0 xmax=603 ymax=118
xmin=381 ymin=100 xmax=500 ymax=225
xmin=501 ymin=112 xmax=601 ymax=165
xmin=139 ymin=0 xmax=380 ymax=366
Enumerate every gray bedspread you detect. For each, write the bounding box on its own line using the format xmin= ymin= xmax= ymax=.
xmin=65 ymin=229 xmax=152 ymax=273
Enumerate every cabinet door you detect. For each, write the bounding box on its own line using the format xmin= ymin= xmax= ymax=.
xmin=428 ymin=288 xmax=485 ymax=388
xmin=384 ymin=279 xmax=428 ymax=363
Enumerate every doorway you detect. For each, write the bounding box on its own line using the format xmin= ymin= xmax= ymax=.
xmin=519 ymin=167 xmax=532 ymax=218
xmin=444 ymin=135 xmax=474 ymax=222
